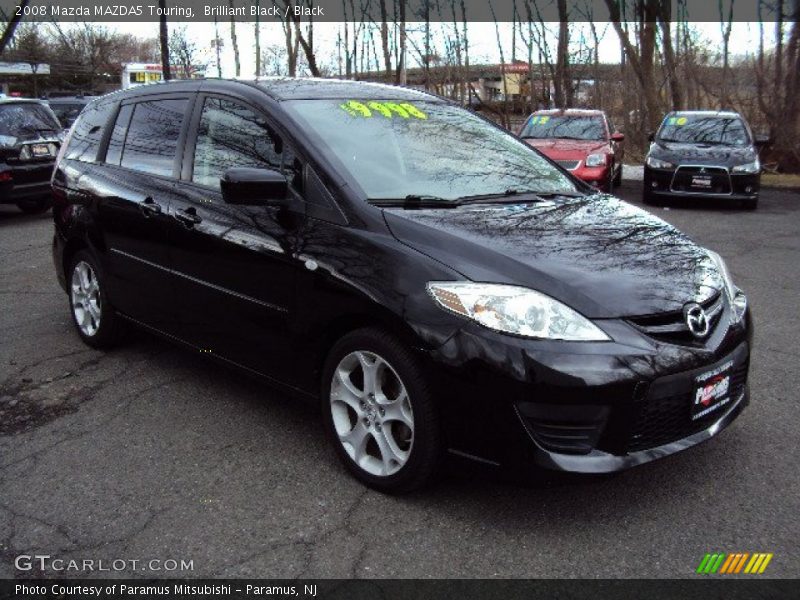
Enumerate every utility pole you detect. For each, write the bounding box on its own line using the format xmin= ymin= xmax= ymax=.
xmin=159 ymin=0 xmax=171 ymax=80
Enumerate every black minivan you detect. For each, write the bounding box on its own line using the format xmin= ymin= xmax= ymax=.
xmin=52 ymin=79 xmax=752 ymax=492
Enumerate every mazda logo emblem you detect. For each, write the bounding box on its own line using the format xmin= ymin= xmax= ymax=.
xmin=684 ymin=303 xmax=710 ymax=338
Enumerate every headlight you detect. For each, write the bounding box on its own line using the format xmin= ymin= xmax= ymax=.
xmin=427 ymin=282 xmax=610 ymax=341
xmin=706 ymin=250 xmax=747 ymax=324
xmin=585 ymin=153 xmax=606 ymax=167
xmin=646 ymin=156 xmax=674 ymax=169
xmin=732 ymin=158 xmax=760 ymax=174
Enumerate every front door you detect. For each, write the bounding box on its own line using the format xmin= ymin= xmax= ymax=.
xmin=166 ymin=94 xmax=302 ymax=381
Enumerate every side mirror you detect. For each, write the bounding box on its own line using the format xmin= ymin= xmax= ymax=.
xmin=647 ymin=131 xmax=655 ymax=142
xmin=221 ymin=167 xmax=288 ymax=206
xmin=611 ymin=132 xmax=625 ymax=142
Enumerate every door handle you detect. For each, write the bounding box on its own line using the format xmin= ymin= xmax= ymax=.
xmin=140 ymin=196 xmax=162 ymax=217
xmin=175 ymin=207 xmax=202 ymax=227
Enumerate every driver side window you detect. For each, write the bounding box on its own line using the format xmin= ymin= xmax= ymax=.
xmin=192 ymin=96 xmax=300 ymax=190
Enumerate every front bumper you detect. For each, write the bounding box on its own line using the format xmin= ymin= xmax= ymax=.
xmin=644 ymin=165 xmax=759 ymax=200
xmin=424 ymin=306 xmax=752 ymax=474
xmin=572 ymin=164 xmax=612 ymax=190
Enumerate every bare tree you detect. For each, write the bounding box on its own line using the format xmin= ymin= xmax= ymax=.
xmin=0 ymin=0 xmax=30 ymax=55
xmin=229 ymin=0 xmax=241 ymax=76
xmin=168 ymin=26 xmax=201 ymax=78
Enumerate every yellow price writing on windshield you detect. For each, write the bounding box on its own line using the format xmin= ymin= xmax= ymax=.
xmin=340 ymin=100 xmax=428 ymax=120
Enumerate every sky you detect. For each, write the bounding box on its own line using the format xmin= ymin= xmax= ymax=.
xmin=106 ymin=20 xmax=771 ymax=79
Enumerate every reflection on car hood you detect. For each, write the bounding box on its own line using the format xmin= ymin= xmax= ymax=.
xmin=383 ymin=195 xmax=723 ymax=318
xmin=525 ymin=138 xmax=608 ymax=156
xmin=649 ymin=141 xmax=756 ymax=166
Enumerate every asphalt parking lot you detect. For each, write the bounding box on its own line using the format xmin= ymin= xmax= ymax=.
xmin=1 ymin=181 xmax=798 ymax=579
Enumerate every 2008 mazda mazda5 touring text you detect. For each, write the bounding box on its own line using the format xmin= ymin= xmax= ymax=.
xmin=51 ymin=79 xmax=752 ymax=493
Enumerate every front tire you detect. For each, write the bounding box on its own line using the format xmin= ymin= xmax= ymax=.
xmin=321 ymin=328 xmax=442 ymax=493
xmin=68 ymin=250 xmax=125 ymax=349
xmin=16 ymin=197 xmax=52 ymax=214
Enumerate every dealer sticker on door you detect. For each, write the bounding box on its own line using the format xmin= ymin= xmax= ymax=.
xmin=692 ymin=360 xmax=734 ymax=420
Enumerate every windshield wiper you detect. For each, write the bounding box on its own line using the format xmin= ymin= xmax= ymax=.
xmin=458 ymin=189 xmax=582 ymax=205
xmin=368 ymin=194 xmax=462 ymax=209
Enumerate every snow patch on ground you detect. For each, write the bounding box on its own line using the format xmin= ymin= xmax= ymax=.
xmin=623 ymin=164 xmax=644 ymax=181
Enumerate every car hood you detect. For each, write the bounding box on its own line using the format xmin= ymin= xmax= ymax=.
xmin=383 ymin=195 xmax=723 ymax=318
xmin=525 ymin=138 xmax=608 ymax=157
xmin=649 ymin=141 xmax=756 ymax=166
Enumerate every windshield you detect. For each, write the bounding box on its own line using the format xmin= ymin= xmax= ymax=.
xmin=0 ymin=103 xmax=61 ymax=143
xmin=519 ymin=115 xmax=606 ymax=141
xmin=284 ymin=99 xmax=579 ymax=201
xmin=657 ymin=115 xmax=750 ymax=146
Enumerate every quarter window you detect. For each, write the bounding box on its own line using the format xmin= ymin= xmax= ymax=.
xmin=119 ymin=98 xmax=188 ymax=177
xmin=192 ymin=97 xmax=296 ymax=189
xmin=64 ymin=99 xmax=116 ymax=162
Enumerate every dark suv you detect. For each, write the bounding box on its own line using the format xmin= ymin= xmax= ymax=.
xmin=644 ymin=110 xmax=763 ymax=209
xmin=0 ymin=98 xmax=62 ymax=213
xmin=52 ymin=79 xmax=752 ymax=492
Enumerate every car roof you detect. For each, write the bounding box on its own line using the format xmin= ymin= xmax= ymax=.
xmin=47 ymin=97 xmax=91 ymax=103
xmin=0 ymin=97 xmax=48 ymax=105
xmin=109 ymin=77 xmax=443 ymax=103
xmin=668 ymin=110 xmax=742 ymax=118
xmin=532 ymin=108 xmax=606 ymax=117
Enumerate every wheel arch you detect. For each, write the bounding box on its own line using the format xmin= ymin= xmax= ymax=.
xmin=309 ymin=309 xmax=430 ymax=395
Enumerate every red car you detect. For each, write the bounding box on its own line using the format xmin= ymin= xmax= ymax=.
xmin=518 ymin=109 xmax=625 ymax=192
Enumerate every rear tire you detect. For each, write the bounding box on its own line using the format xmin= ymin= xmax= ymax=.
xmin=742 ymin=197 xmax=758 ymax=210
xmin=613 ymin=164 xmax=623 ymax=186
xmin=16 ymin=197 xmax=52 ymax=214
xmin=321 ymin=328 xmax=442 ymax=494
xmin=67 ymin=250 xmax=125 ymax=349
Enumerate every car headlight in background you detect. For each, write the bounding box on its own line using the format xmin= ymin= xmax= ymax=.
xmin=707 ymin=250 xmax=747 ymax=324
xmin=732 ymin=158 xmax=760 ymax=174
xmin=427 ymin=282 xmax=610 ymax=341
xmin=585 ymin=153 xmax=607 ymax=167
xmin=645 ymin=156 xmax=675 ymax=169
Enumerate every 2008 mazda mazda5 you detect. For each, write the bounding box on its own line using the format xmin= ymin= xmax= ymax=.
xmin=51 ymin=78 xmax=752 ymax=493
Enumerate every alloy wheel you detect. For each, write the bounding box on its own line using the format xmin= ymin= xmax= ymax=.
xmin=329 ymin=351 xmax=414 ymax=477
xmin=71 ymin=261 xmax=102 ymax=337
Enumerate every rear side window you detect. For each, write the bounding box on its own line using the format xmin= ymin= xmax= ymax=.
xmin=120 ymin=98 xmax=188 ymax=177
xmin=64 ymin=100 xmax=116 ymax=162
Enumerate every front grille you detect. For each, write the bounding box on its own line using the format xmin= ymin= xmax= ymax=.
xmin=556 ymin=159 xmax=580 ymax=170
xmin=670 ymin=166 xmax=732 ymax=194
xmin=628 ymin=363 xmax=747 ymax=452
xmin=627 ymin=293 xmax=725 ymax=346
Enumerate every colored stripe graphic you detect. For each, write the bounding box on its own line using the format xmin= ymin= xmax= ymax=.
xmin=758 ymin=553 xmax=773 ymax=574
xmin=720 ymin=554 xmax=736 ymax=574
xmin=710 ymin=553 xmax=726 ymax=573
xmin=696 ymin=552 xmax=776 ymax=575
xmin=697 ymin=554 xmax=712 ymax=574
xmin=734 ymin=553 xmax=750 ymax=573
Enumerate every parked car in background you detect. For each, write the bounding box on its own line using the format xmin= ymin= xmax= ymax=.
xmin=0 ymin=98 xmax=62 ymax=214
xmin=47 ymin=95 xmax=92 ymax=129
xmin=518 ymin=109 xmax=625 ymax=192
xmin=644 ymin=111 xmax=764 ymax=210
